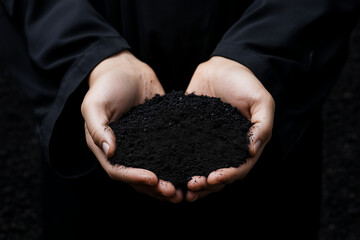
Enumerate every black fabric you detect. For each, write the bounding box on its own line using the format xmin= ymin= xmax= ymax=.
xmin=0 ymin=1 xmax=359 ymax=238
xmin=0 ymin=0 xmax=130 ymax=176
xmin=0 ymin=0 xmax=359 ymax=176
xmin=212 ymin=0 xmax=360 ymax=155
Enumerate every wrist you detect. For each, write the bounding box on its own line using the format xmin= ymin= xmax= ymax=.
xmin=209 ymin=56 xmax=254 ymax=75
xmin=88 ymin=50 xmax=137 ymax=87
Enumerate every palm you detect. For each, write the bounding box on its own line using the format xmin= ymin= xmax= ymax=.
xmin=185 ymin=56 xmax=275 ymax=201
xmin=82 ymin=51 xmax=183 ymax=203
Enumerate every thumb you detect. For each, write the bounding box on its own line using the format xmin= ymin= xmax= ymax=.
xmin=81 ymin=100 xmax=116 ymax=158
xmin=248 ymin=96 xmax=275 ymax=157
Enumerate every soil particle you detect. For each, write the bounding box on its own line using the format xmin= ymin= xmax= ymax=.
xmin=109 ymin=91 xmax=252 ymax=187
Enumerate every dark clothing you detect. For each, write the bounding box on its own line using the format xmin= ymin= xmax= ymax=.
xmin=1 ymin=0 xmax=359 ymax=177
xmin=0 ymin=0 xmax=359 ymax=238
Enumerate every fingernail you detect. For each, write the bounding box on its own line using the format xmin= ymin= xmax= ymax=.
xmin=102 ymin=142 xmax=109 ymax=156
xmin=254 ymin=140 xmax=262 ymax=153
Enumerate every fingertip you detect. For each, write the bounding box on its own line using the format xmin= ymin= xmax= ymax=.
xmin=248 ymin=139 xmax=262 ymax=157
xmin=158 ymin=180 xmax=176 ymax=198
xmin=185 ymin=191 xmax=199 ymax=202
xmin=102 ymin=125 xmax=117 ymax=157
xmin=207 ymin=168 xmax=238 ymax=185
xmin=207 ymin=170 xmax=226 ymax=185
xmin=248 ymin=121 xmax=268 ymax=157
xmin=187 ymin=176 xmax=207 ymax=191
xmin=142 ymin=171 xmax=159 ymax=187
xmin=169 ymin=189 xmax=184 ymax=203
xmin=101 ymin=142 xmax=110 ymax=156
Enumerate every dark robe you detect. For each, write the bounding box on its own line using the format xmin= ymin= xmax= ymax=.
xmin=0 ymin=0 xmax=359 ymax=239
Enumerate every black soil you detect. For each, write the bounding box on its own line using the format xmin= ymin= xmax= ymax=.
xmin=109 ymin=91 xmax=252 ymax=187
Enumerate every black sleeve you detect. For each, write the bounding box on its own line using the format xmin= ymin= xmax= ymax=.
xmin=0 ymin=0 xmax=130 ymax=177
xmin=212 ymin=0 xmax=360 ymax=156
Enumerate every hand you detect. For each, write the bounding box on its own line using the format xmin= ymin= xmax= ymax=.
xmin=185 ymin=56 xmax=275 ymax=202
xmin=81 ymin=50 xmax=183 ymax=203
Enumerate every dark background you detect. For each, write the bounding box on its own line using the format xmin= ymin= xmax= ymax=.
xmin=0 ymin=19 xmax=360 ymax=240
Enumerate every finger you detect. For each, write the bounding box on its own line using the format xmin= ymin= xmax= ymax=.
xmin=248 ymin=94 xmax=275 ymax=156
xmin=207 ymin=167 xmax=241 ymax=185
xmin=157 ymin=180 xmax=177 ymax=197
xmin=186 ymin=175 xmax=225 ymax=202
xmin=131 ymin=180 xmax=181 ymax=202
xmin=85 ymin=123 xmax=111 ymax=163
xmin=157 ymin=181 xmax=183 ymax=203
xmin=86 ymin=122 xmax=181 ymax=203
xmin=188 ymin=175 xmax=224 ymax=192
xmin=185 ymin=185 xmax=224 ymax=202
xmin=109 ymin=165 xmax=158 ymax=186
xmin=187 ymin=176 xmax=207 ymax=191
xmin=85 ymin=125 xmax=158 ymax=186
xmin=207 ymin=160 xmax=256 ymax=186
xmin=82 ymin=98 xmax=116 ymax=158
xmin=185 ymin=191 xmax=199 ymax=202
xmin=169 ymin=189 xmax=184 ymax=203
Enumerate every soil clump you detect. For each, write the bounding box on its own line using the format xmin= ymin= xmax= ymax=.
xmin=109 ymin=91 xmax=252 ymax=187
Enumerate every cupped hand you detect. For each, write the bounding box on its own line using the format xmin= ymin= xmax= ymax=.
xmin=185 ymin=56 xmax=275 ymax=202
xmin=81 ymin=50 xmax=182 ymax=203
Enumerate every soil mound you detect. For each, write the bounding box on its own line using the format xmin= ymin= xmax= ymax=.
xmin=109 ymin=91 xmax=252 ymax=187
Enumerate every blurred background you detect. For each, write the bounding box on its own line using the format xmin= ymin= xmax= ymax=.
xmin=0 ymin=18 xmax=359 ymax=240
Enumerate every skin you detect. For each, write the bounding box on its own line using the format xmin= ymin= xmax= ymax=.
xmin=81 ymin=50 xmax=275 ymax=203
xmin=185 ymin=56 xmax=275 ymax=201
xmin=81 ymin=50 xmax=183 ymax=203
